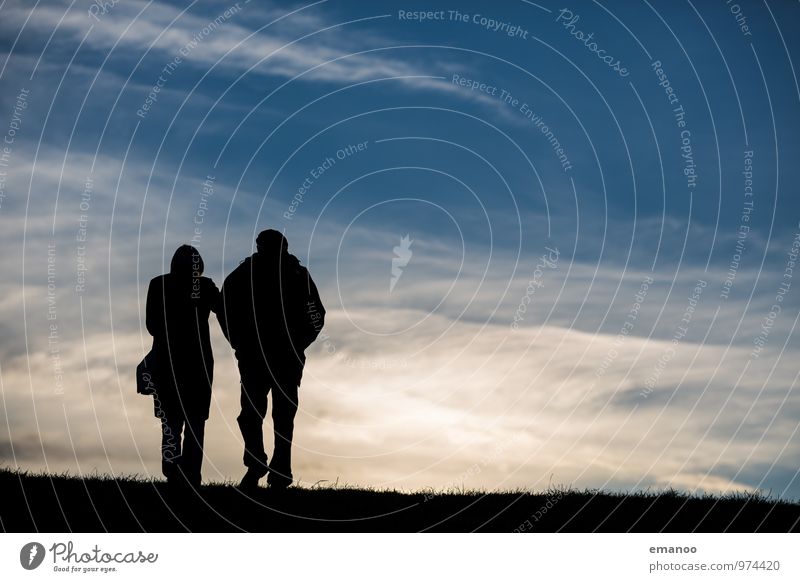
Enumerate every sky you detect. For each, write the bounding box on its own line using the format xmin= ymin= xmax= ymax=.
xmin=1 ymin=0 xmax=799 ymax=498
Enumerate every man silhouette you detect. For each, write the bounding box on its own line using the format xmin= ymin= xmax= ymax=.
xmin=218 ymin=230 xmax=325 ymax=489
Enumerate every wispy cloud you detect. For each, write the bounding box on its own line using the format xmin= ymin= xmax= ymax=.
xmin=0 ymin=0 xmax=530 ymax=118
xmin=2 ymin=1 xmax=425 ymax=83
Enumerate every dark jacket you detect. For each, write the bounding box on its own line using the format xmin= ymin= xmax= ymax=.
xmin=146 ymin=273 xmax=220 ymax=418
xmin=217 ymin=251 xmax=325 ymax=369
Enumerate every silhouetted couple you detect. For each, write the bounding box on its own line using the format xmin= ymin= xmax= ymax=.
xmin=144 ymin=230 xmax=325 ymax=491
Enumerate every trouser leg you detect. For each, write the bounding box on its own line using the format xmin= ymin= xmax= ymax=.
xmin=161 ymin=410 xmax=184 ymax=479
xmin=268 ymin=376 xmax=299 ymax=486
xmin=180 ymin=412 xmax=206 ymax=486
xmin=237 ymin=361 xmax=270 ymax=474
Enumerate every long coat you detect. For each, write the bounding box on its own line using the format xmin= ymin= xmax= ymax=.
xmin=145 ymin=273 xmax=220 ymax=419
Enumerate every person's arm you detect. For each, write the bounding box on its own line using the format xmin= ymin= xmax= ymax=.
xmin=216 ymin=282 xmax=230 ymax=342
xmin=205 ymin=278 xmax=221 ymax=315
xmin=296 ymin=268 xmax=325 ymax=349
xmin=145 ymin=277 xmax=166 ymax=338
xmin=216 ymin=268 xmax=241 ymax=344
xmin=307 ymin=272 xmax=325 ymax=332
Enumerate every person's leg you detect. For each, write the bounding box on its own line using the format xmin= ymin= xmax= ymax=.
xmin=160 ymin=409 xmax=184 ymax=480
xmin=180 ymin=410 xmax=206 ymax=488
xmin=237 ymin=359 xmax=270 ymax=476
xmin=268 ymin=371 xmax=300 ymax=488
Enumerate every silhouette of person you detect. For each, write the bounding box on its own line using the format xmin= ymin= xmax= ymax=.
xmin=218 ymin=230 xmax=325 ymax=489
xmin=146 ymin=245 xmax=220 ymax=488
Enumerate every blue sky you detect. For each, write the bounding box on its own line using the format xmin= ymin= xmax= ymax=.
xmin=1 ymin=0 xmax=799 ymax=498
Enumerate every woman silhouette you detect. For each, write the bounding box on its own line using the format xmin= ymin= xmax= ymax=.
xmin=145 ymin=245 xmax=220 ymax=488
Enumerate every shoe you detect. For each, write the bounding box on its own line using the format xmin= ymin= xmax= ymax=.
xmin=184 ymin=475 xmax=202 ymax=490
xmin=168 ymin=467 xmax=202 ymax=495
xmin=167 ymin=474 xmax=190 ymax=504
xmin=238 ymin=468 xmax=267 ymax=491
xmin=267 ymin=469 xmax=292 ymax=490
xmin=163 ymin=460 xmax=181 ymax=481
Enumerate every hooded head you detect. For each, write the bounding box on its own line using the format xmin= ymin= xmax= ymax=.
xmin=170 ymin=244 xmax=204 ymax=277
xmin=256 ymin=229 xmax=288 ymax=257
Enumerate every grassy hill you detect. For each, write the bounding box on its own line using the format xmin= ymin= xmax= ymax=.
xmin=1 ymin=469 xmax=797 ymax=532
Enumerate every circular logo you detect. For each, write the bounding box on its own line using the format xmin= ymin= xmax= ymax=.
xmin=20 ymin=542 xmax=46 ymax=570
